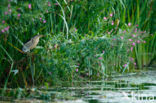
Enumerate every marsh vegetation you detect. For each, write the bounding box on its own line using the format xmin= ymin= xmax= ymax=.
xmin=0 ymin=0 xmax=156 ymax=102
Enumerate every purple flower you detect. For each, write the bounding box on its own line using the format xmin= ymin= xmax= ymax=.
xmin=54 ymin=3 xmax=59 ymax=6
xmin=1 ymin=29 xmax=5 ymax=33
xmin=76 ymin=68 xmax=78 ymax=72
xmin=103 ymin=17 xmax=107 ymax=20
xmin=131 ymin=47 xmax=133 ymax=52
xmin=132 ymin=34 xmax=136 ymax=37
xmin=110 ymin=13 xmax=113 ymax=17
xmin=48 ymin=4 xmax=51 ymax=6
xmin=102 ymin=50 xmax=105 ymax=54
xmin=54 ymin=44 xmax=58 ymax=48
xmin=2 ymin=20 xmax=5 ymax=24
xmin=8 ymin=9 xmax=12 ymax=12
xmin=134 ymin=62 xmax=136 ymax=65
xmin=4 ymin=26 xmax=9 ymax=31
xmin=128 ymin=39 xmax=132 ymax=41
xmin=143 ymin=41 xmax=146 ymax=43
xmin=48 ymin=3 xmax=51 ymax=7
xmin=4 ymin=11 xmax=8 ymax=15
xmin=121 ymin=36 xmax=124 ymax=40
xmin=135 ymin=28 xmax=137 ymax=33
xmin=128 ymin=22 xmax=131 ymax=26
xmin=4 ymin=28 xmax=8 ymax=31
xmin=132 ymin=42 xmax=135 ymax=46
xmin=28 ymin=4 xmax=31 ymax=9
xmin=17 ymin=14 xmax=21 ymax=17
xmin=111 ymin=21 xmax=114 ymax=25
xmin=8 ymin=4 xmax=11 ymax=8
xmin=43 ymin=20 xmax=46 ymax=23
xmin=113 ymin=38 xmax=116 ymax=40
xmin=130 ymin=57 xmax=134 ymax=61
xmin=137 ymin=40 xmax=140 ymax=43
xmin=123 ymin=30 xmax=126 ymax=33
xmin=98 ymin=57 xmax=103 ymax=60
xmin=74 ymin=28 xmax=77 ymax=32
xmin=123 ymin=64 xmax=127 ymax=67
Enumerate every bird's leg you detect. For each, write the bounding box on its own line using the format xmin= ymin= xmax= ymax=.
xmin=31 ymin=53 xmax=35 ymax=63
xmin=28 ymin=56 xmax=35 ymax=86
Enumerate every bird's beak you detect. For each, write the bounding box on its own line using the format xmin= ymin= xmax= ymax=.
xmin=39 ymin=35 xmax=44 ymax=38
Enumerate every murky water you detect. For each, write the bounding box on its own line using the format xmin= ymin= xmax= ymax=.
xmin=0 ymin=68 xmax=156 ymax=103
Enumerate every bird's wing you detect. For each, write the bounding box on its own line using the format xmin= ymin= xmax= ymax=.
xmin=24 ymin=39 xmax=33 ymax=48
xmin=22 ymin=39 xmax=33 ymax=52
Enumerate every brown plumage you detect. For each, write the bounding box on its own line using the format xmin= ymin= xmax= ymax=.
xmin=22 ymin=35 xmax=44 ymax=52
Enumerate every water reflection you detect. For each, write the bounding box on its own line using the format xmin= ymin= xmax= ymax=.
xmin=0 ymin=68 xmax=156 ymax=103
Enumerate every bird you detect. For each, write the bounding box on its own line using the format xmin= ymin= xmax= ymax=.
xmin=22 ymin=35 xmax=44 ymax=53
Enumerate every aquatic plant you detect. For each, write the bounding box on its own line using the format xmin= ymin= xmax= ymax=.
xmin=0 ymin=0 xmax=155 ymax=90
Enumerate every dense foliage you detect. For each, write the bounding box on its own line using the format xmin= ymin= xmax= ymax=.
xmin=0 ymin=0 xmax=155 ymax=89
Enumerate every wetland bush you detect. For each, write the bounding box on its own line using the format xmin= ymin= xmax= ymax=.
xmin=0 ymin=0 xmax=155 ymax=88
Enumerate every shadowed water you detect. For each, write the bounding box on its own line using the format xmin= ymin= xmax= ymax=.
xmin=0 ymin=68 xmax=156 ymax=103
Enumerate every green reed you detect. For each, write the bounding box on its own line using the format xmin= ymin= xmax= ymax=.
xmin=0 ymin=0 xmax=155 ymax=89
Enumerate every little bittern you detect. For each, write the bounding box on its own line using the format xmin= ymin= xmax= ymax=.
xmin=22 ymin=35 xmax=44 ymax=52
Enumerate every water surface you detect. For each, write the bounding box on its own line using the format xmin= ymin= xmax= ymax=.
xmin=1 ymin=68 xmax=156 ymax=103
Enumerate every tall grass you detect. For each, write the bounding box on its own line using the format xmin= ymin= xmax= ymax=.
xmin=0 ymin=0 xmax=155 ymax=89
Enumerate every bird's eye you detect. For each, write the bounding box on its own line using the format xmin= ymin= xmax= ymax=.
xmin=22 ymin=47 xmax=29 ymax=52
xmin=22 ymin=48 xmax=26 ymax=51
